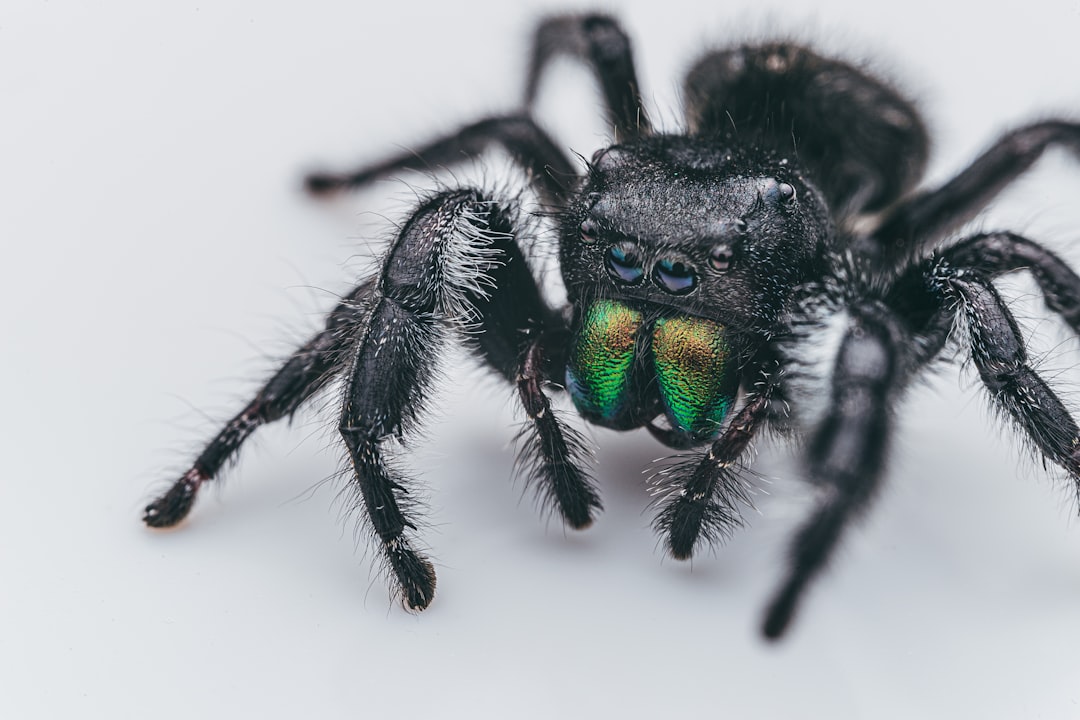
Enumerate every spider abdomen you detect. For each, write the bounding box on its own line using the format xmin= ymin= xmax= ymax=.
xmin=566 ymin=299 xmax=738 ymax=439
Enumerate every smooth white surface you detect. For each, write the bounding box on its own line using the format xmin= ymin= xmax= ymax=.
xmin=4 ymin=1 xmax=1080 ymax=717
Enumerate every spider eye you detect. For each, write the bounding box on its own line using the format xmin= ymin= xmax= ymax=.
xmin=761 ymin=178 xmax=797 ymax=206
xmin=580 ymin=218 xmax=598 ymax=243
xmin=605 ymin=242 xmax=644 ymax=284
xmin=778 ymin=182 xmax=796 ymax=204
xmin=653 ymin=257 xmax=698 ymax=294
xmin=709 ymin=243 xmax=734 ymax=272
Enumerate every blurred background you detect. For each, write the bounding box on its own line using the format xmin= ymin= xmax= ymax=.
xmin=3 ymin=0 xmax=1080 ymax=717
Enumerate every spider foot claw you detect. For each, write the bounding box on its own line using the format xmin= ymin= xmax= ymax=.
xmin=388 ymin=542 xmax=437 ymax=611
xmin=143 ymin=471 xmax=204 ymax=528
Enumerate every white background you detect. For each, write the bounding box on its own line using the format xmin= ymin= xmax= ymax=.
xmin=4 ymin=0 xmax=1080 ymax=717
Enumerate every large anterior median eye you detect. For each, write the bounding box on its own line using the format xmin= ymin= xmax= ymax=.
xmin=605 ymin=242 xmax=644 ymax=284
xmin=652 ymin=257 xmax=698 ymax=294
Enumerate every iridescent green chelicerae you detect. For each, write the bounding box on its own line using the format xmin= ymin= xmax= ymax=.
xmin=567 ymin=299 xmax=737 ymax=440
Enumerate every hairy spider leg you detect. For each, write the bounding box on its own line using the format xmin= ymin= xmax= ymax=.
xmin=334 ymin=190 xmax=503 ymax=608
xmin=462 ymin=199 xmax=602 ymax=529
xmin=524 ymin=13 xmax=651 ymax=141
xmin=515 ymin=339 xmax=601 ymax=529
xmin=147 ymin=184 xmax=600 ymax=603
xmin=143 ymin=281 xmax=374 ymax=528
xmin=888 ymin=231 xmax=1080 ymax=477
xmin=940 ymin=231 xmax=1080 ymax=335
xmin=338 ymin=189 xmax=599 ymax=607
xmin=306 ymin=12 xmax=654 ymax=201
xmin=763 ymin=301 xmax=908 ymax=639
xmin=874 ymin=121 xmax=1080 ymax=265
xmin=772 ymin=235 xmax=1080 ymax=639
xmin=683 ymin=43 xmax=928 ymax=218
xmin=652 ymin=389 xmax=772 ymax=560
xmin=306 ymin=115 xmax=609 ymax=528
xmin=304 ymin=114 xmax=575 ymax=207
xmin=932 ymin=269 xmax=1080 ymax=480
xmin=883 ymin=231 xmax=1080 ymax=365
xmin=766 ymin=231 xmax=1080 ymax=638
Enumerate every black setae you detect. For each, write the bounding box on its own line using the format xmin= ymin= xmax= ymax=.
xmin=144 ymin=13 xmax=1080 ymax=640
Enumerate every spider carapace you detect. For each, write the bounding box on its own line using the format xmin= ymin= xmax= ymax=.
xmin=144 ymin=13 xmax=1080 ymax=639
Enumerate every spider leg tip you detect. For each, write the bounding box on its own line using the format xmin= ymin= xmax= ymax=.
xmin=761 ymin=587 xmax=799 ymax=641
xmin=141 ymin=501 xmax=192 ymax=529
xmin=761 ymin=611 xmax=790 ymax=642
xmin=667 ymin=540 xmax=695 ymax=562
xmin=569 ymin=516 xmax=595 ymax=531
xmin=303 ymin=173 xmax=343 ymax=197
xmin=563 ymin=500 xmax=601 ymax=530
xmin=394 ymin=554 xmax=438 ymax=611
xmin=142 ymin=474 xmax=203 ymax=528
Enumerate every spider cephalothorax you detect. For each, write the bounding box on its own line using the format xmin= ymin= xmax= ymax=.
xmin=563 ymin=139 xmax=830 ymax=330
xmin=560 ymin=138 xmax=828 ymax=447
xmin=144 ymin=13 xmax=1080 ymax=639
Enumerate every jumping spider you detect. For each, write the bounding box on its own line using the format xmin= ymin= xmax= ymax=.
xmin=144 ymin=13 xmax=1080 ymax=639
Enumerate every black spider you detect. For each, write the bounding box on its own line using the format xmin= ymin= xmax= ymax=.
xmin=143 ymin=13 xmax=1080 ymax=640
